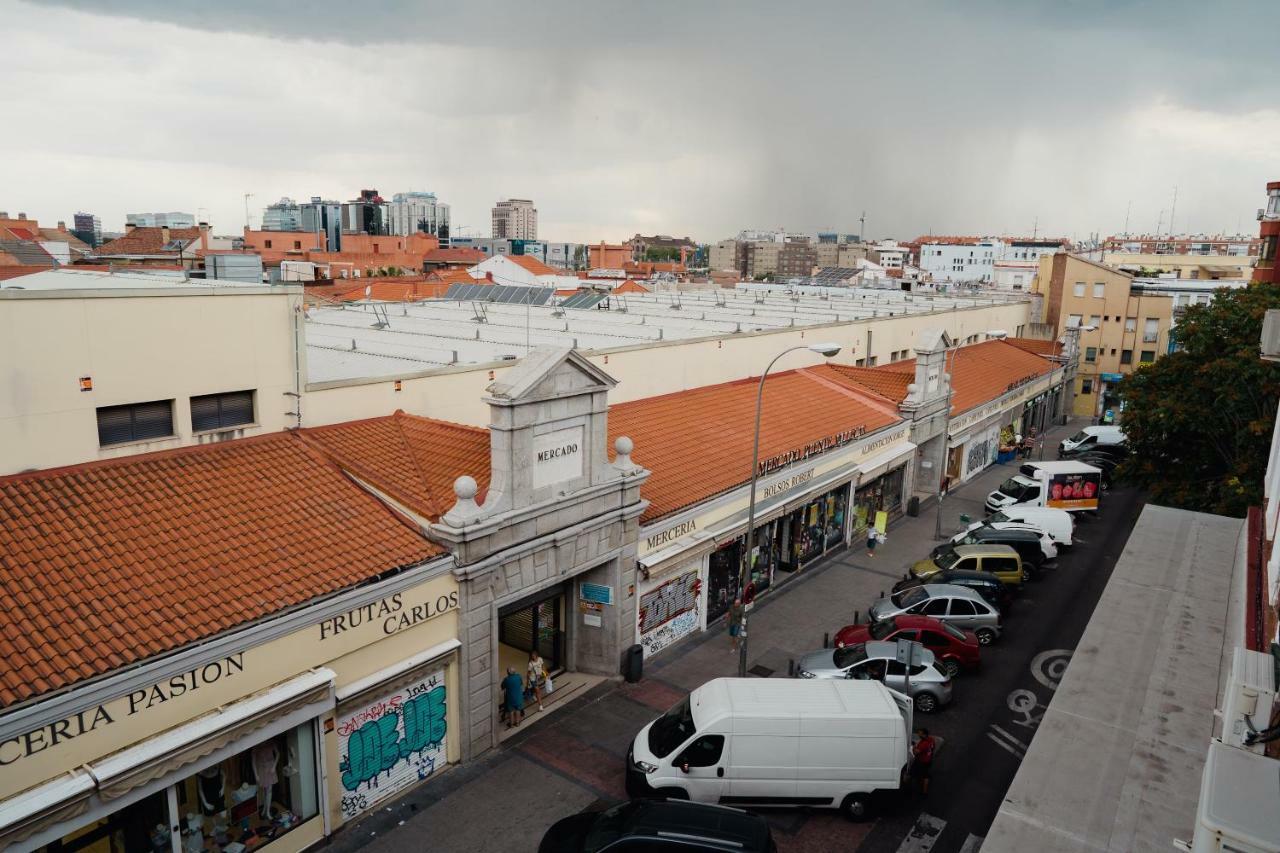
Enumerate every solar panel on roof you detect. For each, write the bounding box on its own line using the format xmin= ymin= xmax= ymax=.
xmin=444 ymin=283 xmax=465 ymax=299
xmin=559 ymin=293 xmax=587 ymax=309
xmin=490 ymin=285 xmax=511 ymax=302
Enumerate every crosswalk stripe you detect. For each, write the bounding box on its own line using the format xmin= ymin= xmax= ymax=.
xmin=958 ymin=833 xmax=984 ymax=853
xmin=894 ymin=812 xmax=947 ymax=853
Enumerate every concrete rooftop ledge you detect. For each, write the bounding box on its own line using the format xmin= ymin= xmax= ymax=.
xmin=984 ymin=504 xmax=1244 ymax=853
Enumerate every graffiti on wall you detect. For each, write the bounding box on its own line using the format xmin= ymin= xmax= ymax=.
xmin=336 ymin=668 xmax=447 ymax=819
xmin=639 ymin=569 xmax=701 ymax=657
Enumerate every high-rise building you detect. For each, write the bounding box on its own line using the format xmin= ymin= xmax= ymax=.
xmin=125 ymin=212 xmax=196 ymax=228
xmin=491 ymin=198 xmax=537 ymax=240
xmin=299 ymin=198 xmax=342 ymax=252
xmin=72 ymin=212 xmax=101 ymax=247
xmin=386 ymin=192 xmax=450 ymax=241
xmin=261 ymin=198 xmax=303 ymax=231
xmin=342 ymin=189 xmax=386 ymax=236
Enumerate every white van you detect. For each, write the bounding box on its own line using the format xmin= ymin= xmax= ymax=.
xmin=1059 ymin=425 xmax=1125 ymax=456
xmin=978 ymin=506 xmax=1074 ymax=546
xmin=985 ymin=461 xmax=1103 ymax=514
xmin=626 ymin=678 xmax=913 ymax=821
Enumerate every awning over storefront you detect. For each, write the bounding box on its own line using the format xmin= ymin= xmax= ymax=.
xmin=638 ymin=531 xmax=717 ymax=579
xmin=90 ymin=668 xmax=335 ymax=801
xmin=336 ymin=639 xmax=460 ymax=704
xmin=855 ymin=441 xmax=918 ymax=484
xmin=0 ymin=771 xmax=95 ymax=849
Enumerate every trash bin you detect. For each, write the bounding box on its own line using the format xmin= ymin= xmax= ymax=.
xmin=906 ymin=496 xmax=920 ymax=517
xmin=622 ymin=643 xmax=644 ymax=683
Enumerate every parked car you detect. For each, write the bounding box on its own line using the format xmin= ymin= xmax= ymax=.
xmin=1059 ymin=425 xmax=1126 ymax=458
xmin=944 ymin=525 xmax=1055 ymax=567
xmin=539 ymin=799 xmax=777 ymax=853
xmin=1075 ymin=453 xmax=1120 ymax=488
xmin=795 ymin=640 xmax=953 ymax=713
xmin=834 ymin=614 xmax=981 ymax=677
xmin=912 ymin=543 xmax=1028 ymax=585
xmin=868 ymin=584 xmax=1003 ymax=645
xmin=981 ymin=506 xmax=1075 ymax=546
xmin=892 ymin=568 xmax=1013 ymax=612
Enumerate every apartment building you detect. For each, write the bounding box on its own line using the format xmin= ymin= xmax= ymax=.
xmin=124 ymin=211 xmax=196 ymax=228
xmin=492 ymin=198 xmax=537 ymax=240
xmin=385 ymin=191 xmax=450 ymax=239
xmin=1102 ymin=233 xmax=1259 ymax=256
xmin=1035 ymin=253 xmax=1174 ymax=418
xmin=1254 ymin=180 xmax=1279 ymax=284
xmin=1104 ymin=252 xmax=1255 ymax=280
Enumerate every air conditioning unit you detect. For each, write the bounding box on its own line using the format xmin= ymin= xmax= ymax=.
xmin=1219 ymin=647 xmax=1276 ymax=753
xmin=1261 ymin=310 xmax=1280 ymax=363
xmin=1187 ymin=740 xmax=1280 ymax=853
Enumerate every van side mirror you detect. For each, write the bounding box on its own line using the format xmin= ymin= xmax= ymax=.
xmin=679 ymin=762 xmax=690 ymax=774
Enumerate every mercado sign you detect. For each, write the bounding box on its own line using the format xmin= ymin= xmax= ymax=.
xmin=757 ymin=425 xmax=868 ymax=476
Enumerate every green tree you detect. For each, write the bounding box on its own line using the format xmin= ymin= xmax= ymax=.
xmin=1118 ymin=282 xmax=1280 ymax=516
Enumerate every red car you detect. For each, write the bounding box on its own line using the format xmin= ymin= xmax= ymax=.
xmin=834 ymin=614 xmax=980 ymax=678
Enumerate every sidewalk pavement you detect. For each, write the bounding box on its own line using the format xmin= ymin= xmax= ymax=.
xmin=332 ymin=419 xmax=1087 ymax=853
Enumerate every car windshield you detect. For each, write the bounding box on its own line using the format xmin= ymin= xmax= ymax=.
xmin=868 ymin=619 xmax=895 ymax=640
xmin=940 ymin=622 xmax=968 ymax=641
xmin=897 ymin=587 xmax=929 ymax=609
xmin=647 ymin=697 xmax=696 ymax=758
xmin=989 ymin=511 xmax=1011 ymax=523
xmin=583 ymin=802 xmax=643 ymax=853
xmin=934 ymin=548 xmax=961 ymax=571
xmin=833 ymin=643 xmax=868 ymax=669
xmin=997 ymin=478 xmax=1031 ymax=501
xmin=1067 ymin=430 xmax=1090 ymax=444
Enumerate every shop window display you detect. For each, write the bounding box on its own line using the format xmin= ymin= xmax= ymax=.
xmin=175 ymin=723 xmax=318 ymax=853
xmin=37 ymin=789 xmax=170 ymax=853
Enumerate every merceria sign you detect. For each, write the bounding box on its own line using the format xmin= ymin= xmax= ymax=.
xmin=645 ymin=518 xmax=697 ymax=550
xmin=756 ymin=426 xmax=868 ymax=476
xmin=0 ymin=655 xmax=246 ymax=767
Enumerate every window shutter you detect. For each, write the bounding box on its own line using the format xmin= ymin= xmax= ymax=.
xmin=219 ymin=391 xmax=254 ymax=426
xmin=191 ymin=391 xmax=254 ymax=431
xmin=190 ymin=395 xmax=221 ymax=431
xmin=131 ymin=401 xmax=173 ymax=441
xmin=97 ymin=406 xmax=135 ymax=446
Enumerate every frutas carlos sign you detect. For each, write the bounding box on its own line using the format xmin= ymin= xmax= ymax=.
xmin=757 ymin=426 xmax=868 ymax=476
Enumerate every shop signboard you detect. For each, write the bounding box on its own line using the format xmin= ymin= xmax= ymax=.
xmin=1100 ymin=373 xmax=1124 ymax=383
xmin=532 ymin=426 xmax=584 ymax=488
xmin=580 ymin=582 xmax=614 ymax=605
xmin=336 ymin=667 xmax=447 ymax=819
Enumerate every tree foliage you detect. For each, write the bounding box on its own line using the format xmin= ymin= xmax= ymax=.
xmin=1118 ymin=282 xmax=1280 ymax=517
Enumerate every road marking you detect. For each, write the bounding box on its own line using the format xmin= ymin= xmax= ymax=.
xmin=986 ymin=726 xmax=1027 ymax=759
xmin=1030 ymin=649 xmax=1073 ymax=690
xmin=1006 ymin=689 xmax=1044 ymax=730
xmin=958 ymin=834 xmax=984 ymax=853
xmin=894 ymin=812 xmax=947 ymax=853
xmin=991 ymin=723 xmax=1029 ymax=752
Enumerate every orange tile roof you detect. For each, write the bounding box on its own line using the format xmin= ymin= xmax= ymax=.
xmin=300 ymin=412 xmax=491 ymax=521
xmin=0 ymin=433 xmax=442 ymax=708
xmin=867 ymin=340 xmax=1057 ymax=417
xmin=96 ymin=227 xmax=202 ymax=255
xmin=614 ymin=279 xmax=651 ymax=294
xmin=609 ymin=371 xmax=902 ymax=523
xmin=506 ymin=255 xmax=559 ymax=276
xmin=0 ymin=265 xmax=50 ymax=282
xmin=818 ymin=364 xmax=913 ymax=403
xmin=1003 ymin=337 xmax=1064 ymax=359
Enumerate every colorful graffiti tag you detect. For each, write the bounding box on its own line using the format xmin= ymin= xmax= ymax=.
xmin=639 ymin=569 xmax=701 ymax=657
xmin=336 ymin=668 xmax=447 ymax=819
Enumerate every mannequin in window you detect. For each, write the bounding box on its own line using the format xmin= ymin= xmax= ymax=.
xmin=251 ymin=741 xmax=280 ymax=819
xmin=197 ymin=765 xmax=225 ymax=816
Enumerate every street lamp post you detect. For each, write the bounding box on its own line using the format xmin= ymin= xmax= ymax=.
xmin=738 ymin=342 xmax=842 ymax=678
xmin=933 ymin=331 xmax=1007 ymax=540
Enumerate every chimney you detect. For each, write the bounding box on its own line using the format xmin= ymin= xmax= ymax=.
xmin=57 ymin=220 xmax=67 ymax=231
xmin=198 ymin=221 xmax=210 ymax=249
xmin=125 ymin=222 xmax=137 ymax=232
xmin=485 ymin=271 xmax=494 ymax=282
xmin=161 ymin=226 xmax=171 ymax=245
xmin=17 ymin=212 xmax=26 ymax=220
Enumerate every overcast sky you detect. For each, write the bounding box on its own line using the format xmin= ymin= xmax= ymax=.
xmin=3 ymin=0 xmax=1277 ymax=243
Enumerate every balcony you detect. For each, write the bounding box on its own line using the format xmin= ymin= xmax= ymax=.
xmin=1142 ymin=333 xmax=1158 ymax=343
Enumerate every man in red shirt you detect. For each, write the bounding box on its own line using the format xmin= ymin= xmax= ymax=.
xmin=911 ymin=727 xmax=937 ymax=795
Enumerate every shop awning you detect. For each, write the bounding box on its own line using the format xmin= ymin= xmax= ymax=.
xmin=337 ymin=639 xmax=460 ymax=703
xmin=89 ymin=668 xmax=335 ymax=801
xmin=856 ymin=441 xmax=918 ymax=484
xmin=638 ymin=531 xmax=717 ymax=579
xmin=0 ymin=771 xmax=95 ymax=849
xmin=706 ymin=454 xmax=868 ymax=541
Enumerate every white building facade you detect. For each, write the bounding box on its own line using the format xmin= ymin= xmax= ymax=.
xmin=492 ymin=199 xmax=537 ymax=240
xmin=124 ymin=212 xmax=197 ymax=228
xmin=386 ymin=191 xmax=450 ymax=238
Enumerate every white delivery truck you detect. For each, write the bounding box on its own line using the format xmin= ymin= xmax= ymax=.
xmin=985 ymin=461 xmax=1103 ymax=514
xmin=978 ymin=506 xmax=1075 ymax=546
xmin=626 ymin=678 xmax=913 ymax=821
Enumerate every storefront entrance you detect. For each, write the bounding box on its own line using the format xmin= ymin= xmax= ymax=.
xmin=853 ymin=466 xmax=905 ymax=532
xmin=706 ymin=541 xmax=741 ymax=624
xmin=498 ymin=585 xmax=566 ymax=677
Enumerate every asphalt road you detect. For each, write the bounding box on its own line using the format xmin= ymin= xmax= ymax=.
xmin=856 ymin=483 xmax=1148 ymax=853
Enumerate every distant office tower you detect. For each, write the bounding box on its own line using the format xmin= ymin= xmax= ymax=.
xmin=492 ymin=198 xmax=537 ymax=240
xmin=342 ymin=189 xmax=387 ymax=236
xmin=300 ymin=198 xmax=343 ymax=252
xmin=261 ymin=198 xmax=303 ymax=231
xmin=386 ymin=192 xmax=451 ymax=240
xmin=72 ymin=212 xmax=102 ymax=247
xmin=125 ymin=212 xmax=196 ymax=228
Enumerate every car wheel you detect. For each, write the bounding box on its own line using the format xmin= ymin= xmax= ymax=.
xmin=657 ymin=788 xmax=688 ymax=800
xmin=914 ymin=692 xmax=939 ymax=713
xmin=840 ymin=793 xmax=873 ymax=822
xmin=975 ymin=627 xmax=996 ymax=646
xmin=1021 ymin=567 xmax=1032 ymax=583
xmin=940 ymin=658 xmax=961 ymax=678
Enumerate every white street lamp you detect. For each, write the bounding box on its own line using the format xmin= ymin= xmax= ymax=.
xmin=737 ymin=343 xmax=842 ymax=678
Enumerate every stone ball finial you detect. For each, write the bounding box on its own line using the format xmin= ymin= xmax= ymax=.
xmin=453 ymin=475 xmax=478 ymax=500
xmin=615 ymin=436 xmax=634 ymax=457
xmin=906 ymin=382 xmax=918 ymax=396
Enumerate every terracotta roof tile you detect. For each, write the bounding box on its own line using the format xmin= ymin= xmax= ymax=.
xmin=1004 ymin=337 xmax=1064 ymax=359
xmin=818 ymin=364 xmax=913 ymax=403
xmin=95 ymin=227 xmax=202 ymax=256
xmin=0 ymin=433 xmax=441 ymax=708
xmin=609 ymin=371 xmax=903 ymax=523
xmin=865 ymin=340 xmax=1057 ymax=416
xmin=614 ymin=279 xmax=651 ymax=294
xmin=300 ymin=412 xmax=491 ymax=520
xmin=506 ymin=255 xmax=559 ymax=276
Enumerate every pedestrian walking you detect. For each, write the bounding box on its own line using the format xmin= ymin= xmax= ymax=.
xmin=502 ymin=667 xmax=525 ymax=728
xmin=866 ymin=526 xmax=884 ymax=557
xmin=527 ymin=650 xmax=547 ymax=712
xmin=728 ymin=596 xmax=744 ymax=653
xmin=911 ymin=727 xmax=937 ymax=795
xmin=1022 ymin=429 xmax=1036 ymax=459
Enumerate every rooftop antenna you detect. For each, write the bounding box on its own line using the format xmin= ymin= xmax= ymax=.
xmin=1168 ymin=185 xmax=1178 ymax=238
xmin=859 ymin=211 xmax=866 ymax=241
xmin=243 ymin=193 xmax=255 ymax=230
xmin=1123 ymin=200 xmax=1132 ymax=237
xmin=1032 ymin=216 xmax=1038 ymax=240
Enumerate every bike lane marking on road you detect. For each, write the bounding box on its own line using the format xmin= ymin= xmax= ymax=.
xmin=893 ymin=813 xmax=946 ymax=853
xmin=984 ymin=647 xmax=1072 ymax=760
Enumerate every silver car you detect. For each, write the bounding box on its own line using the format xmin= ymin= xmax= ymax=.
xmin=795 ymin=640 xmax=953 ymax=713
xmin=868 ymin=584 xmax=1003 ymax=645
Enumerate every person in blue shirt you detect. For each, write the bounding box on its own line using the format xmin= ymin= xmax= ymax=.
xmin=502 ymin=667 xmax=525 ymax=728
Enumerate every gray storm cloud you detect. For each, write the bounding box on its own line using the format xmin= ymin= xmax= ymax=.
xmin=7 ymin=0 xmax=1279 ymax=241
